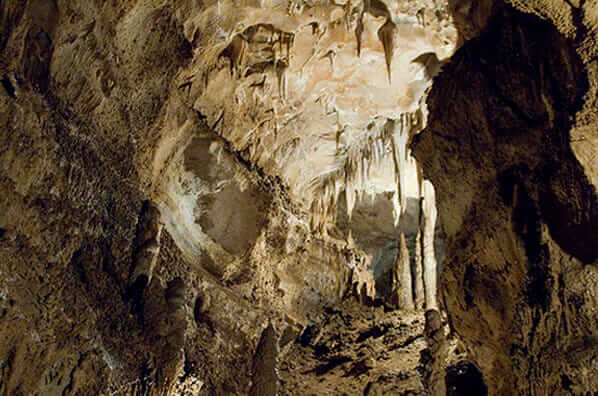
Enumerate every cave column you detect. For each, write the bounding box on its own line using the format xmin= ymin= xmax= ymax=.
xmin=413 ymin=227 xmax=425 ymax=310
xmin=422 ymin=180 xmax=438 ymax=310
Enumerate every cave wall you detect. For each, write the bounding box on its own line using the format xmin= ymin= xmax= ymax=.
xmin=414 ymin=1 xmax=598 ymax=393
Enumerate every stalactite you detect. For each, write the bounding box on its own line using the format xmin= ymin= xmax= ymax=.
xmin=392 ymin=189 xmax=401 ymax=227
xmin=309 ymin=110 xmax=425 ymax=230
xmin=391 ymin=116 xmax=409 ymax=216
xmin=127 ymin=201 xmax=164 ymax=319
xmin=392 ymin=232 xmax=414 ymax=310
xmin=346 ymin=184 xmax=356 ymax=221
xmin=378 ymin=20 xmax=395 ymax=83
xmin=277 ymin=64 xmax=287 ymax=100
xmin=355 ymin=9 xmax=364 ymax=57
xmin=422 ymin=180 xmax=438 ymax=310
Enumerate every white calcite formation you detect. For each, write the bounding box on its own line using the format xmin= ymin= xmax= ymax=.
xmin=422 ymin=179 xmax=438 ymax=310
xmin=178 ymin=0 xmax=456 ymax=230
xmin=153 ymin=0 xmax=452 ymax=317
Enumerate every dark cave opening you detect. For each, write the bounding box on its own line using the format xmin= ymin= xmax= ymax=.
xmin=445 ymin=361 xmax=488 ymax=396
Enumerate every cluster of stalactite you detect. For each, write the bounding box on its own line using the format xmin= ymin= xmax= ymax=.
xmin=304 ymin=106 xmax=439 ymax=311
xmin=308 ymin=110 xmax=427 ymax=235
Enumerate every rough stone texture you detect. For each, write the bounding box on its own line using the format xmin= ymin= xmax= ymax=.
xmin=414 ymin=0 xmax=598 ymax=393
xmin=0 ymin=0 xmax=597 ymax=395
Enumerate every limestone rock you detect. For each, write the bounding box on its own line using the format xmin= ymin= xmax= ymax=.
xmin=0 ymin=0 xmax=596 ymax=394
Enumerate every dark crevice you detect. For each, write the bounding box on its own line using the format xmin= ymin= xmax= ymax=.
xmin=538 ymin=158 xmax=598 ymax=264
xmin=193 ymin=296 xmax=203 ymax=325
xmin=356 ymin=324 xmax=389 ymax=343
xmin=126 ymin=274 xmax=148 ymax=320
xmin=463 ymin=264 xmax=474 ymax=309
xmin=310 ymin=356 xmax=351 ymax=376
xmin=313 ymin=343 xmax=330 ymax=357
xmin=1 ymin=76 xmax=16 ymax=98
xmin=363 ymin=381 xmax=373 ymax=396
xmin=499 ymin=168 xmax=552 ymax=310
xmin=563 ymin=0 xmax=588 ymax=44
xmin=297 ymin=324 xmax=319 ymax=347
xmin=71 ymin=248 xmax=89 ymax=289
xmin=561 ymin=373 xmax=573 ymax=391
xmin=342 ymin=359 xmax=371 ymax=378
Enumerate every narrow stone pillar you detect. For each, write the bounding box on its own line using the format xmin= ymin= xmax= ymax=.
xmin=131 ymin=201 xmax=163 ymax=285
xmin=249 ymin=323 xmax=279 ymax=396
xmin=413 ymin=227 xmax=425 ymax=310
xmin=127 ymin=200 xmax=164 ymax=317
xmin=421 ymin=309 xmax=447 ymax=395
xmin=393 ymin=232 xmax=414 ymax=310
xmin=422 ymin=180 xmax=438 ymax=310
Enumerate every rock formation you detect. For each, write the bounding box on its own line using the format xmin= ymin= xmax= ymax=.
xmin=0 ymin=0 xmax=596 ymax=394
xmin=249 ymin=323 xmax=279 ymax=396
xmin=391 ymin=232 xmax=415 ymax=310
xmin=422 ymin=179 xmax=439 ymax=310
xmin=413 ymin=228 xmax=425 ymax=310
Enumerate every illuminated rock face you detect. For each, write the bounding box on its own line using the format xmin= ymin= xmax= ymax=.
xmin=0 ymin=0 xmax=597 ymax=394
xmin=179 ymin=0 xmax=455 ymax=211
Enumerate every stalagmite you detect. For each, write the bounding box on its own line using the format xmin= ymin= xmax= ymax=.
xmin=413 ymin=227 xmax=425 ymax=310
xmin=249 ymin=323 xmax=280 ymax=396
xmin=392 ymin=232 xmax=414 ymax=310
xmin=422 ymin=180 xmax=438 ymax=310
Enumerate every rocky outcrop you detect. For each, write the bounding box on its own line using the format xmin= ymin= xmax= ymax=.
xmin=414 ymin=0 xmax=598 ymax=393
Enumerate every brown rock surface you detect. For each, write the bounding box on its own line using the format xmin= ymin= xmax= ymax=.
xmin=0 ymin=0 xmax=596 ymax=394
